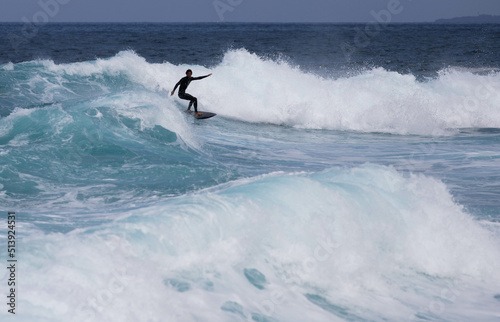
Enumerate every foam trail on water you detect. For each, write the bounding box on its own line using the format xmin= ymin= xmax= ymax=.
xmin=11 ymin=165 xmax=500 ymax=321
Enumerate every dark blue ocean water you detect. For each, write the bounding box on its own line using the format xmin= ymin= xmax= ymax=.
xmin=1 ymin=23 xmax=500 ymax=321
xmin=2 ymin=23 xmax=500 ymax=75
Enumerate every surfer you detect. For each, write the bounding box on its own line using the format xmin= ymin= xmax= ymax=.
xmin=171 ymin=69 xmax=212 ymax=115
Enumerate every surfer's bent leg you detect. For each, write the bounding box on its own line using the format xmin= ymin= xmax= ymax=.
xmin=186 ymin=95 xmax=198 ymax=112
xmin=178 ymin=93 xmax=197 ymax=112
xmin=192 ymin=97 xmax=198 ymax=112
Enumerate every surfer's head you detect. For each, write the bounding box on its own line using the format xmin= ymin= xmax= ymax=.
xmin=186 ymin=69 xmax=192 ymax=77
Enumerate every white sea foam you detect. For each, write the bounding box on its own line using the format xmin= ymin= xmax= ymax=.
xmin=203 ymin=49 xmax=500 ymax=135
xmin=35 ymin=49 xmax=500 ymax=135
xmin=12 ymin=165 xmax=500 ymax=321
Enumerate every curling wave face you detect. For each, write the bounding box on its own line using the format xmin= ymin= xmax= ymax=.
xmin=4 ymin=49 xmax=500 ymax=135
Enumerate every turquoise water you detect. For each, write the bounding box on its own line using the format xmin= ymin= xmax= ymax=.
xmin=1 ymin=24 xmax=500 ymax=321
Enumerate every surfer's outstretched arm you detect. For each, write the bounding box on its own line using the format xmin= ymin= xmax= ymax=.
xmin=192 ymin=73 xmax=212 ymax=81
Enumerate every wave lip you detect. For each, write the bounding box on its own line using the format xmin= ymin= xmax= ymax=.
xmin=201 ymin=49 xmax=500 ymax=135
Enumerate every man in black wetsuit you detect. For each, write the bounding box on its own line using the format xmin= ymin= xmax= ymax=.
xmin=171 ymin=69 xmax=212 ymax=115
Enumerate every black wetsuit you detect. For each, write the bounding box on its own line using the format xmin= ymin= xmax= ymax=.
xmin=173 ymin=75 xmax=209 ymax=112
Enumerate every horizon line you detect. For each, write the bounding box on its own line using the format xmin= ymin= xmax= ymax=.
xmin=0 ymin=20 xmax=466 ymax=24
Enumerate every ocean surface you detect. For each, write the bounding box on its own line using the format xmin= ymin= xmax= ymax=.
xmin=1 ymin=23 xmax=500 ymax=321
